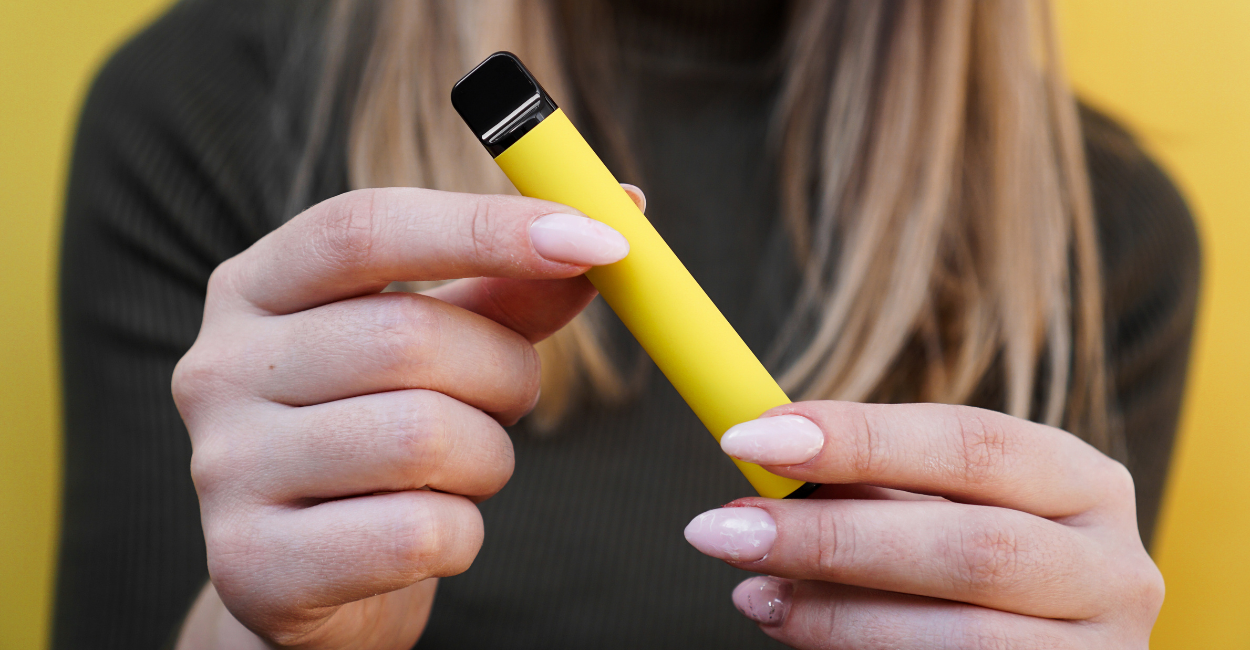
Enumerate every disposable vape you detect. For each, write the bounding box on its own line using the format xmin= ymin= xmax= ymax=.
xmin=452 ymin=52 xmax=818 ymax=499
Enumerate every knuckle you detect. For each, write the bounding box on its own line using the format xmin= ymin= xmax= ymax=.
xmin=393 ymin=496 xmax=483 ymax=580
xmin=394 ymin=502 xmax=447 ymax=579
xmin=204 ymin=520 xmax=267 ymax=598
xmin=203 ymin=520 xmax=248 ymax=571
xmin=1142 ymin=566 xmax=1167 ymax=615
xmin=170 ymin=352 xmax=204 ymax=410
xmin=955 ymin=517 xmax=1028 ymax=593
xmin=205 ymin=259 xmax=240 ymax=304
xmin=1124 ymin=554 xmax=1166 ymax=617
xmin=392 ymin=393 xmax=451 ymax=481
xmin=1099 ymin=458 xmax=1138 ymax=507
xmin=189 ymin=436 xmax=230 ymax=496
xmin=316 ymin=189 xmax=381 ymax=271
xmin=205 ymin=520 xmax=320 ymax=645
xmin=802 ymin=597 xmax=844 ymax=645
xmin=488 ymin=434 xmax=517 ymax=492
xmin=367 ymin=296 xmax=443 ymax=372
xmin=951 ymin=407 xmax=1009 ymax=487
xmin=171 ymin=346 xmax=230 ymax=415
xmin=488 ymin=331 xmax=543 ymax=424
xmin=517 ymin=342 xmax=543 ymax=409
xmin=463 ymin=195 xmax=505 ymax=262
xmin=813 ymin=504 xmax=854 ymax=577
xmin=845 ymin=406 xmax=884 ymax=477
xmin=955 ymin=611 xmax=1017 ymax=650
xmin=956 ymin=608 xmax=1078 ymax=650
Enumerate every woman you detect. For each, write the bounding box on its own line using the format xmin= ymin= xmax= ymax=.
xmin=54 ymin=0 xmax=1199 ymax=648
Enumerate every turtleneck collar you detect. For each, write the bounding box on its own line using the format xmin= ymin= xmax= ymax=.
xmin=607 ymin=0 xmax=794 ymax=72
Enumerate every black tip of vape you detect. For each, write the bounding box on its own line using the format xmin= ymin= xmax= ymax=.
xmin=450 ymin=52 xmax=537 ymax=135
xmin=451 ymin=52 xmax=558 ymax=156
xmin=784 ymin=482 xmax=821 ymax=500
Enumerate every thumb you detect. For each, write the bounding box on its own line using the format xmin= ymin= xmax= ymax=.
xmin=621 ymin=183 xmax=647 ymax=213
xmin=428 ymin=185 xmax=644 ymax=341
xmin=423 ymin=275 xmax=598 ymax=343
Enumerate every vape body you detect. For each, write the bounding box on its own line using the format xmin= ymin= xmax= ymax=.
xmin=453 ymin=53 xmax=815 ymax=499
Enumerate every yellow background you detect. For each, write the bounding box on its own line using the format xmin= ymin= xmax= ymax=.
xmin=0 ymin=1 xmax=1246 ymax=647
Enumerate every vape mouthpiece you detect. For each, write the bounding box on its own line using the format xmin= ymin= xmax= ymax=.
xmin=451 ymin=52 xmax=559 ymax=156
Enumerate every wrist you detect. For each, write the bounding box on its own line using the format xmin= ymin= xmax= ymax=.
xmin=175 ymin=581 xmax=269 ymax=650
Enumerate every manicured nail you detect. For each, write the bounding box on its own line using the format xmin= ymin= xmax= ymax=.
xmin=620 ymin=183 xmax=647 ymax=213
xmin=684 ymin=507 xmax=776 ymax=562
xmin=720 ymin=415 xmax=824 ymax=465
xmin=733 ymin=576 xmax=792 ymax=626
xmin=530 ymin=213 xmax=629 ymax=266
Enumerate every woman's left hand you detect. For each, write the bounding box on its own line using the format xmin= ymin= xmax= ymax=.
xmin=684 ymin=401 xmax=1163 ymax=649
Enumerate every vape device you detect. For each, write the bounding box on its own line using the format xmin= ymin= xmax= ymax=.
xmin=452 ymin=52 xmax=817 ymax=499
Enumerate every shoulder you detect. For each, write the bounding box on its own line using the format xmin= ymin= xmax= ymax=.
xmin=1077 ymin=106 xmax=1202 ymax=546
xmin=86 ymin=0 xmax=328 ymax=135
xmin=93 ymin=0 xmax=331 ymax=107
xmin=73 ymin=0 xmax=335 ymax=243
xmin=1079 ymin=104 xmax=1201 ymax=350
xmin=1080 ymin=105 xmax=1201 ymax=292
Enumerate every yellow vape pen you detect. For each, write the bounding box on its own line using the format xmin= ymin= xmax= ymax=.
xmin=452 ymin=52 xmax=817 ymax=500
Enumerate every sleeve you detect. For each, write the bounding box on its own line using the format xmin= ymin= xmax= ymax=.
xmin=51 ymin=1 xmax=315 ymax=646
xmin=1081 ymin=106 xmax=1202 ymax=552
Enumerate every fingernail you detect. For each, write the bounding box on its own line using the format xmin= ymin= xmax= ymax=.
xmin=720 ymin=415 xmax=824 ymax=465
xmin=684 ymin=507 xmax=776 ymax=562
xmin=733 ymin=576 xmax=793 ymax=626
xmin=530 ymin=213 xmax=629 ymax=266
xmin=620 ymin=183 xmax=647 ymax=213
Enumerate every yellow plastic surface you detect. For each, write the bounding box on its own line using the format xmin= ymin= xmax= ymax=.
xmin=495 ymin=109 xmax=805 ymax=499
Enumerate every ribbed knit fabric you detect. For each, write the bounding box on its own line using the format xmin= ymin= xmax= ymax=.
xmin=53 ymin=1 xmax=1200 ymax=648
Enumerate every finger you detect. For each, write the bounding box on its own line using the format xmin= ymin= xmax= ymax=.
xmin=620 ymin=183 xmax=646 ymax=213
xmin=688 ymin=500 xmax=1108 ymax=620
xmin=197 ymin=390 xmax=514 ymax=505
xmin=732 ymin=579 xmax=1090 ymax=650
xmin=213 ymin=188 xmax=628 ymax=315
xmin=809 ymin=483 xmax=946 ymax=501
xmin=253 ymin=292 xmax=541 ymax=420
xmin=423 ymin=275 xmax=598 ymax=343
xmin=722 ymin=402 xmax=1130 ymax=518
xmin=208 ymin=491 xmax=481 ymax=628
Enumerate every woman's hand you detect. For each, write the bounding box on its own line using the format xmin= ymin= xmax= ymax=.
xmin=171 ymin=187 xmax=629 ymax=649
xmin=685 ymin=402 xmax=1163 ymax=649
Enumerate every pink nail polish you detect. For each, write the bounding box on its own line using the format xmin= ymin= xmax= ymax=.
xmin=683 ymin=507 xmax=776 ymax=562
xmin=529 ymin=213 xmax=629 ymax=266
xmin=733 ymin=576 xmax=792 ymax=626
xmin=720 ymin=415 xmax=824 ymax=465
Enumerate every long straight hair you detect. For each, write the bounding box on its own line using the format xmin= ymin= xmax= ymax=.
xmin=309 ymin=0 xmax=1115 ymax=456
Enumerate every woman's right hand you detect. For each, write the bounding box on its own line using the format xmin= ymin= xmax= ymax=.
xmin=171 ymin=187 xmax=630 ymax=649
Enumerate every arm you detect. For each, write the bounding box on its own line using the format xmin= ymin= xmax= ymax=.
xmin=175 ymin=583 xmax=278 ymax=650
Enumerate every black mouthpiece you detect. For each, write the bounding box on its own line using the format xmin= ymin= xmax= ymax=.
xmin=451 ymin=52 xmax=558 ymax=156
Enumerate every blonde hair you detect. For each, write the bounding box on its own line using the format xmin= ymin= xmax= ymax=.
xmin=313 ymin=0 xmax=1114 ymax=455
